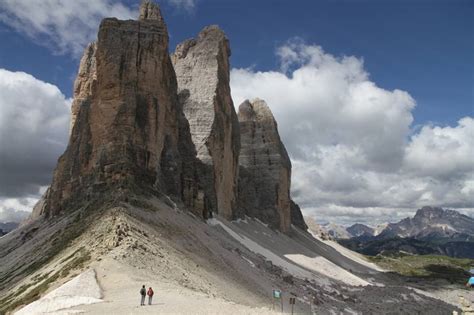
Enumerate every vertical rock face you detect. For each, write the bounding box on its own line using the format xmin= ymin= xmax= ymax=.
xmin=237 ymin=99 xmax=292 ymax=232
xmin=172 ymin=25 xmax=240 ymax=219
xmin=237 ymin=99 xmax=306 ymax=232
xmin=38 ymin=1 xmax=207 ymax=218
xmin=30 ymin=1 xmax=305 ymax=231
xmin=70 ymin=43 xmax=96 ymax=134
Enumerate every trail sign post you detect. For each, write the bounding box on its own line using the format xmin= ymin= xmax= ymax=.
xmin=289 ymin=296 xmax=296 ymax=315
xmin=272 ymin=289 xmax=283 ymax=312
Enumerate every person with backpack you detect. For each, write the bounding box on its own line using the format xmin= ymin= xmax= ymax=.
xmin=140 ymin=285 xmax=146 ymax=306
xmin=147 ymin=287 xmax=154 ymax=305
xmin=467 ymin=276 xmax=474 ymax=288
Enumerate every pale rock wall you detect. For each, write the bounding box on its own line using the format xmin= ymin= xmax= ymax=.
xmin=172 ymin=25 xmax=240 ymax=219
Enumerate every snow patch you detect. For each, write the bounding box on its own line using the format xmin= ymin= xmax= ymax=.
xmin=284 ymin=254 xmax=370 ymax=286
xmin=15 ymin=269 xmax=103 ymax=315
xmin=306 ymin=228 xmax=385 ymax=272
xmin=433 ymin=224 xmax=457 ymax=232
xmin=241 ymin=256 xmax=256 ymax=268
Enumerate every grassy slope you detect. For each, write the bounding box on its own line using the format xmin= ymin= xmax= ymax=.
xmin=368 ymin=253 xmax=474 ymax=285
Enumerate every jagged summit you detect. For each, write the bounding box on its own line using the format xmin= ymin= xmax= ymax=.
xmin=238 ymin=98 xmax=279 ymax=124
xmin=139 ymin=0 xmax=165 ymax=24
xmin=174 ymin=25 xmax=229 ymax=59
xmin=32 ymin=0 xmax=207 ymax=219
xmin=382 ymin=206 xmax=474 ymax=238
xmin=31 ymin=7 xmax=305 ymax=232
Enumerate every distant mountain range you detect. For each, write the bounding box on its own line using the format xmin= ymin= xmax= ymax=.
xmin=309 ymin=207 xmax=474 ymax=259
xmin=307 ymin=221 xmax=387 ymax=240
xmin=0 ymin=222 xmax=18 ymax=236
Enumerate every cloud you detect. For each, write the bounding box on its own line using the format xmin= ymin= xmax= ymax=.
xmin=0 ymin=69 xmax=70 ymax=199
xmin=0 ymin=0 xmax=137 ymax=57
xmin=0 ymin=197 xmax=37 ymax=223
xmin=231 ymin=39 xmax=474 ymax=225
xmin=404 ymin=117 xmax=474 ymax=180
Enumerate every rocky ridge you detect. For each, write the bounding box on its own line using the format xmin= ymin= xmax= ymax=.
xmin=29 ymin=0 xmax=305 ymax=232
xmin=379 ymin=206 xmax=474 ymax=239
xmin=339 ymin=207 xmax=474 ymax=258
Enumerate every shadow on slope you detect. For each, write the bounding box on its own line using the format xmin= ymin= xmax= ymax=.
xmin=0 ymin=195 xmax=460 ymax=315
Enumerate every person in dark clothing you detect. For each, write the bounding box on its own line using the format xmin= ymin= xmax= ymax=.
xmin=140 ymin=285 xmax=146 ymax=306
xmin=147 ymin=287 xmax=154 ymax=305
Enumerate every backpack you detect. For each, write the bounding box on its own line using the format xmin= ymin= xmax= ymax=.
xmin=140 ymin=288 xmax=146 ymax=296
xmin=148 ymin=288 xmax=154 ymax=296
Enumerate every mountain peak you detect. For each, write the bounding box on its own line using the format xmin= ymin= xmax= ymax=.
xmin=414 ymin=206 xmax=465 ymax=221
xmin=416 ymin=206 xmax=444 ymax=217
xmin=347 ymin=223 xmax=374 ymax=237
xmin=139 ymin=0 xmax=165 ymax=24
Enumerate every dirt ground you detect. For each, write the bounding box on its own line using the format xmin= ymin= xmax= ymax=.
xmin=3 ymin=197 xmax=463 ymax=314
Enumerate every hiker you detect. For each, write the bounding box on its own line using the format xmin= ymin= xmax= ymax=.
xmin=147 ymin=287 xmax=154 ymax=305
xmin=467 ymin=276 xmax=474 ymax=288
xmin=140 ymin=285 xmax=146 ymax=306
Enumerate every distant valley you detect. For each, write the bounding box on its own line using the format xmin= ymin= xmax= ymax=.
xmin=0 ymin=222 xmax=18 ymax=236
xmin=309 ymin=207 xmax=474 ymax=259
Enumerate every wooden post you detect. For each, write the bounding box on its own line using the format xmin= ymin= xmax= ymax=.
xmin=281 ymin=292 xmax=283 ymax=313
xmin=289 ymin=296 xmax=296 ymax=315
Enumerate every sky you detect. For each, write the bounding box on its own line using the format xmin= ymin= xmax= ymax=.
xmin=0 ymin=0 xmax=472 ymax=226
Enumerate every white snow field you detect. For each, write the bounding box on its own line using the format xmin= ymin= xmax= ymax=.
xmin=15 ymin=269 xmax=103 ymax=315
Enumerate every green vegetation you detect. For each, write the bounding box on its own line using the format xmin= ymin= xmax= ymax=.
xmin=0 ymin=242 xmax=91 ymax=314
xmin=369 ymin=253 xmax=474 ymax=285
xmin=60 ymin=248 xmax=91 ymax=278
xmin=0 ymin=271 xmax=61 ymax=314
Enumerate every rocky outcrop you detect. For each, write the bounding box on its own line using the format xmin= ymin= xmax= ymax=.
xmin=290 ymin=200 xmax=308 ymax=231
xmin=36 ymin=1 xmax=209 ymax=218
xmin=379 ymin=206 xmax=474 ymax=239
xmin=172 ymin=26 xmax=240 ymax=219
xmin=29 ymin=1 xmax=305 ymax=231
xmin=237 ymin=99 xmax=304 ymax=233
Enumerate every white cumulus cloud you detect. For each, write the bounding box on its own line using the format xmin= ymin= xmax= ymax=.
xmin=0 ymin=197 xmax=38 ymax=223
xmin=404 ymin=117 xmax=474 ymax=180
xmin=0 ymin=69 xmax=70 ymax=199
xmin=231 ymin=39 xmax=474 ymax=225
xmin=0 ymin=0 xmax=137 ymax=57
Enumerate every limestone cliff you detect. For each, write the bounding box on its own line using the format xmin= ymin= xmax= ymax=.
xmin=36 ymin=1 xmax=209 ymax=218
xmin=172 ymin=26 xmax=240 ymax=219
xmin=70 ymin=42 xmax=96 ymax=134
xmin=237 ymin=99 xmax=306 ymax=232
xmin=30 ymin=2 xmax=305 ymax=231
